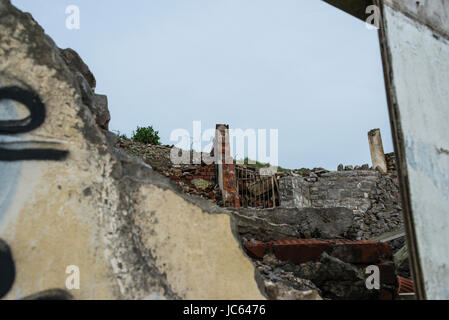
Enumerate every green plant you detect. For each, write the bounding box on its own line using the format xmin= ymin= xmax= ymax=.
xmin=131 ymin=125 xmax=161 ymax=145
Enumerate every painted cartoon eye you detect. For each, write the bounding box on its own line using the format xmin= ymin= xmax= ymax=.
xmin=0 ymin=239 xmax=73 ymax=300
xmin=0 ymin=86 xmax=68 ymax=161
xmin=0 ymin=239 xmax=15 ymax=299
xmin=0 ymin=86 xmax=45 ymax=134
xmin=21 ymin=289 xmax=73 ymax=300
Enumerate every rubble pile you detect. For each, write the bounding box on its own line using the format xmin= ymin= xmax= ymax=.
xmin=246 ymin=239 xmax=397 ymax=300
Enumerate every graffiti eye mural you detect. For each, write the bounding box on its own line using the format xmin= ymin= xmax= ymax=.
xmin=0 ymin=239 xmax=15 ymax=299
xmin=0 ymin=86 xmax=45 ymax=134
xmin=0 ymin=86 xmax=69 ymax=161
xmin=0 ymin=238 xmax=73 ymax=300
xmin=21 ymin=289 xmax=73 ymax=300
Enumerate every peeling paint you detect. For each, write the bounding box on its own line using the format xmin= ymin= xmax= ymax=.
xmin=382 ymin=4 xmax=449 ymax=299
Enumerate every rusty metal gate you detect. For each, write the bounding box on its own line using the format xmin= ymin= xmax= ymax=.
xmin=236 ymin=166 xmax=280 ymax=208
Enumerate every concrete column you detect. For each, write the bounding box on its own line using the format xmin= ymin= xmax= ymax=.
xmin=368 ymin=129 xmax=387 ymax=173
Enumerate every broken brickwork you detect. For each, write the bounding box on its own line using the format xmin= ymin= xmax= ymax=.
xmin=215 ymin=124 xmax=240 ymax=208
xmin=166 ymin=164 xmax=219 ymax=199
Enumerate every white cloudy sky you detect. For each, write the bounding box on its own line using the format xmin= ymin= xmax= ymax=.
xmin=12 ymin=0 xmax=393 ymax=170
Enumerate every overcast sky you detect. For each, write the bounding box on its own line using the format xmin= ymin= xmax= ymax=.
xmin=12 ymin=0 xmax=393 ymax=170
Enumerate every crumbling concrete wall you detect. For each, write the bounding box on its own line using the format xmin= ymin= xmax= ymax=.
xmin=0 ymin=0 xmax=263 ymax=300
xmin=278 ymin=177 xmax=311 ymax=209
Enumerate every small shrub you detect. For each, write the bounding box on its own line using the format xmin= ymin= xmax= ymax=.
xmin=132 ymin=126 xmax=161 ymax=145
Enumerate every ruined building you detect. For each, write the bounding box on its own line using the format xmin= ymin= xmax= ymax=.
xmin=4 ymin=0 xmax=446 ymax=300
xmin=118 ymin=121 xmax=407 ymax=300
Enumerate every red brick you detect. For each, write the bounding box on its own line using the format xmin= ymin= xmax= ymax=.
xmin=244 ymin=241 xmax=270 ymax=259
xmin=271 ymin=239 xmax=330 ymax=264
xmin=397 ymin=276 xmax=414 ymax=294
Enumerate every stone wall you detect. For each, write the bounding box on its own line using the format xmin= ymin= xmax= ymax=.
xmin=385 ymin=152 xmax=397 ymax=172
xmin=168 ymin=164 xmax=216 ymax=190
xmin=279 ymin=169 xmax=403 ymax=240
xmin=280 ymin=171 xmax=378 ymax=214
xmin=278 ymin=176 xmax=311 ymax=208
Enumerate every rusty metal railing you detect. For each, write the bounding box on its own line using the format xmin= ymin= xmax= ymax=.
xmin=235 ymin=166 xmax=280 ymax=209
